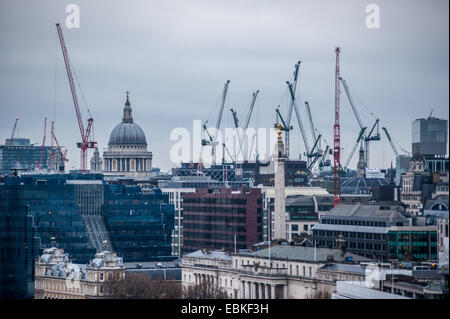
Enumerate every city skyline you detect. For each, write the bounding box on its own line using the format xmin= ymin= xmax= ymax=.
xmin=0 ymin=0 xmax=448 ymax=172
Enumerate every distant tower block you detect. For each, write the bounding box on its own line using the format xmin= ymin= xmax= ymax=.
xmin=273 ymin=124 xmax=287 ymax=241
xmin=90 ymin=147 xmax=103 ymax=172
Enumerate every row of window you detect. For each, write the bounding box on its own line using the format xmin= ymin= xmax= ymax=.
xmin=313 ymin=230 xmax=387 ymax=240
xmin=321 ymin=218 xmax=387 ymax=227
xmin=184 ymin=198 xmax=249 ymax=205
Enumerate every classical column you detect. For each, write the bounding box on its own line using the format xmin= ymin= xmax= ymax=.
xmin=241 ymin=281 xmax=246 ymax=298
xmin=264 ymin=284 xmax=269 ymax=300
xmin=274 ymin=124 xmax=287 ymax=240
xmin=283 ymin=285 xmax=288 ymax=299
xmin=271 ymin=285 xmax=276 ymax=299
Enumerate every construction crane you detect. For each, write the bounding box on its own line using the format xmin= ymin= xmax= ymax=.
xmin=243 ymin=90 xmax=259 ymax=131
xmin=304 ymin=101 xmax=325 ymax=172
xmin=56 ymin=23 xmax=97 ymax=172
xmin=343 ymin=127 xmax=367 ymax=170
xmin=382 ymin=127 xmax=399 ymax=157
xmin=318 ymin=144 xmax=331 ymax=170
xmin=6 ymin=117 xmax=19 ymax=145
xmin=203 ymin=80 xmax=230 ymax=165
xmin=229 ymin=108 xmax=241 ymax=162
xmin=333 ymin=47 xmax=341 ymax=206
xmin=222 ymin=142 xmax=235 ymax=166
xmin=306 ymin=134 xmax=323 ymax=174
xmin=286 ymin=81 xmax=310 ymax=160
xmin=285 ymin=61 xmax=301 ymax=158
xmin=49 ymin=121 xmax=55 ymax=170
xmin=51 ymin=122 xmax=69 ymax=166
xmin=304 ymin=101 xmax=317 ymax=143
xmin=339 ymin=76 xmax=380 ymax=168
xmin=37 ymin=117 xmax=47 ymax=170
xmin=234 ymin=90 xmax=260 ymax=161
xmin=275 ymin=107 xmax=293 ymax=136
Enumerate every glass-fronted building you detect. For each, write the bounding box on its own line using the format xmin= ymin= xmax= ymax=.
xmin=103 ymin=184 xmax=174 ymax=262
xmin=412 ymin=117 xmax=448 ymax=156
xmin=0 ymin=138 xmax=64 ymax=173
xmin=0 ymin=173 xmax=175 ymax=298
xmin=388 ymin=226 xmax=438 ymax=261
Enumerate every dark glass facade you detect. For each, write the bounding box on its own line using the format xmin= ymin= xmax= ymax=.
xmin=0 ymin=173 xmax=175 ymax=298
xmin=388 ymin=229 xmax=438 ymax=261
xmin=103 ymin=185 xmax=174 ymax=261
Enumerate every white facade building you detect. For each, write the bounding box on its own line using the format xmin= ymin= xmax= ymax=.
xmin=181 ymin=245 xmax=370 ymax=299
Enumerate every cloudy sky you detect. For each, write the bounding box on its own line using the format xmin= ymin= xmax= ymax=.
xmin=0 ymin=0 xmax=448 ymax=172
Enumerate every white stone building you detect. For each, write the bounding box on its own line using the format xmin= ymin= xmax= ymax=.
xmin=102 ymin=93 xmax=153 ymax=179
xmin=34 ymin=248 xmax=125 ymax=299
xmin=181 ymin=245 xmax=370 ymax=299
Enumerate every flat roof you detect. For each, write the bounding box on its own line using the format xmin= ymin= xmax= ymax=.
xmin=235 ymin=245 xmax=371 ymax=263
xmin=312 ymin=224 xmax=389 ymax=234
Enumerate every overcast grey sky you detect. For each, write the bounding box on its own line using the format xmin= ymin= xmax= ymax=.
xmin=0 ymin=0 xmax=448 ymax=172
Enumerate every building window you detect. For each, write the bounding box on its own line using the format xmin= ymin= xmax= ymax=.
xmin=100 ymin=273 xmax=104 ymax=281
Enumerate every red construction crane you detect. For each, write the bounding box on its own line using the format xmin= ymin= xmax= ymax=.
xmin=49 ymin=121 xmax=55 ymax=169
xmin=6 ymin=117 xmax=19 ymax=145
xmin=56 ymin=23 xmax=96 ymax=171
xmin=37 ymin=117 xmax=47 ymax=170
xmin=333 ymin=47 xmax=341 ymax=206
xmin=51 ymin=123 xmax=69 ymax=163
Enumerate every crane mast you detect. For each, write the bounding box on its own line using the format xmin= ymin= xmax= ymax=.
xmin=49 ymin=121 xmax=55 ymax=170
xmin=37 ymin=117 xmax=47 ymax=170
xmin=285 ymin=61 xmax=300 ymax=158
xmin=304 ymin=101 xmax=317 ymax=143
xmin=211 ymin=80 xmax=230 ymax=164
xmin=334 ymin=47 xmax=341 ymax=206
xmin=287 ymin=81 xmax=310 ymax=158
xmin=56 ymin=23 xmax=96 ymax=171
xmin=382 ymin=127 xmax=399 ymax=157
xmin=243 ymin=90 xmax=259 ymax=130
xmin=344 ymin=127 xmax=367 ymax=170
xmin=340 ymin=77 xmax=365 ymax=130
xmin=7 ymin=117 xmax=19 ymax=145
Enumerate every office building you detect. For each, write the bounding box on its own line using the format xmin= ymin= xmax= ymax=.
xmin=412 ymin=116 xmax=448 ymax=156
xmin=182 ymin=188 xmax=263 ymax=253
xmin=0 ymin=138 xmax=64 ymax=173
xmin=0 ymin=172 xmax=175 ymax=298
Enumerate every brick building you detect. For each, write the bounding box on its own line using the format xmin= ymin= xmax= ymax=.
xmin=182 ymin=188 xmax=263 ymax=253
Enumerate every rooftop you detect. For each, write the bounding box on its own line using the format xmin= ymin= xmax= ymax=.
xmin=322 ymin=204 xmax=409 ymax=222
xmin=235 ymin=245 xmax=372 ymax=263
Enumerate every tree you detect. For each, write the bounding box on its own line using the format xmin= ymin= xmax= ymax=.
xmin=183 ymin=281 xmax=229 ymax=299
xmin=305 ymin=289 xmax=332 ymax=299
xmin=105 ymin=272 xmax=182 ymax=299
